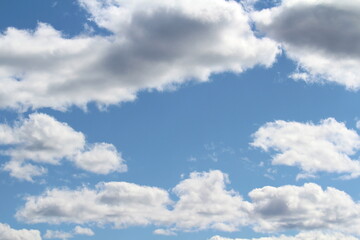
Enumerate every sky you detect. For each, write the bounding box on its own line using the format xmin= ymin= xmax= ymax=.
xmin=1 ymin=0 xmax=360 ymax=239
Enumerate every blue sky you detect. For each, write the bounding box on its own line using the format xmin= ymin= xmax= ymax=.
xmin=1 ymin=0 xmax=360 ymax=240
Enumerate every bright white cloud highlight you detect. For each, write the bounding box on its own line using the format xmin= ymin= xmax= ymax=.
xmin=171 ymin=170 xmax=252 ymax=232
xmin=252 ymin=0 xmax=360 ymax=89
xmin=210 ymin=231 xmax=359 ymax=240
xmin=0 ymin=223 xmax=41 ymax=240
xmin=252 ymin=118 xmax=360 ymax=179
xmin=0 ymin=113 xmax=126 ymax=181
xmin=0 ymin=0 xmax=279 ymax=111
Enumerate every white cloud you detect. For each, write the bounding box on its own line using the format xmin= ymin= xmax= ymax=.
xmin=16 ymin=170 xmax=360 ymax=235
xmin=153 ymin=228 xmax=176 ymax=236
xmin=356 ymin=120 xmax=360 ymax=130
xmin=0 ymin=0 xmax=279 ymax=111
xmin=16 ymin=181 xmax=172 ymax=227
xmin=0 ymin=113 xmax=127 ymax=181
xmin=44 ymin=226 xmax=95 ymax=240
xmin=251 ymin=118 xmax=360 ymax=179
xmin=0 ymin=223 xmax=41 ymax=240
xmin=74 ymin=143 xmax=127 ymax=174
xmin=171 ymin=170 xmax=252 ymax=232
xmin=15 ymin=170 xmax=251 ymax=232
xmin=210 ymin=231 xmax=359 ymax=240
xmin=43 ymin=226 xmax=94 ymax=239
xmin=252 ymin=0 xmax=360 ymax=89
xmin=73 ymin=226 xmax=94 ymax=236
xmin=44 ymin=230 xmax=72 ymax=240
xmin=249 ymin=183 xmax=360 ymax=234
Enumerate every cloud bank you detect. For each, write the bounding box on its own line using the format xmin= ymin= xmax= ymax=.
xmin=15 ymin=170 xmax=360 ymax=235
xmin=0 ymin=0 xmax=279 ymax=111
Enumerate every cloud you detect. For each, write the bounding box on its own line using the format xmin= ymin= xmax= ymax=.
xmin=43 ymin=226 xmax=94 ymax=239
xmin=210 ymin=231 xmax=359 ymax=240
xmin=153 ymin=228 xmax=177 ymax=236
xmin=251 ymin=118 xmax=360 ymax=179
xmin=0 ymin=0 xmax=279 ymax=111
xmin=0 ymin=223 xmax=41 ymax=240
xmin=73 ymin=143 xmax=127 ymax=174
xmin=252 ymin=0 xmax=360 ymax=89
xmin=171 ymin=170 xmax=252 ymax=232
xmin=44 ymin=230 xmax=72 ymax=240
xmin=249 ymin=183 xmax=360 ymax=234
xmin=73 ymin=226 xmax=94 ymax=236
xmin=15 ymin=170 xmax=360 ymax=235
xmin=15 ymin=170 xmax=251 ymax=231
xmin=0 ymin=113 xmax=127 ymax=181
xmin=16 ymin=181 xmax=172 ymax=227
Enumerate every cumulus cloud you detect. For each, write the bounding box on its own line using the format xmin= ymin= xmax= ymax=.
xmin=16 ymin=170 xmax=251 ymax=232
xmin=210 ymin=231 xmax=359 ymax=240
xmin=171 ymin=171 xmax=252 ymax=232
xmin=16 ymin=181 xmax=172 ymax=227
xmin=73 ymin=143 xmax=127 ymax=174
xmin=0 ymin=0 xmax=279 ymax=111
xmin=0 ymin=113 xmax=126 ymax=181
xmin=252 ymin=0 xmax=360 ymax=89
xmin=44 ymin=230 xmax=72 ymax=240
xmin=0 ymin=223 xmax=41 ymax=240
xmin=15 ymin=170 xmax=360 ymax=235
xmin=73 ymin=226 xmax=94 ymax=236
xmin=43 ymin=226 xmax=94 ymax=239
xmin=249 ymin=183 xmax=360 ymax=234
xmin=251 ymin=118 xmax=360 ymax=179
xmin=153 ymin=228 xmax=177 ymax=236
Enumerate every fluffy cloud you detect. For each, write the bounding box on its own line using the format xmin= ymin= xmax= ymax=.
xmin=73 ymin=143 xmax=127 ymax=174
xmin=15 ymin=170 xmax=360 ymax=235
xmin=153 ymin=228 xmax=177 ymax=236
xmin=73 ymin=226 xmax=94 ymax=236
xmin=171 ymin=171 xmax=252 ymax=232
xmin=210 ymin=231 xmax=359 ymax=240
xmin=44 ymin=230 xmax=72 ymax=240
xmin=251 ymin=118 xmax=360 ymax=179
xmin=0 ymin=0 xmax=279 ymax=111
xmin=249 ymin=183 xmax=360 ymax=234
xmin=252 ymin=0 xmax=360 ymax=89
xmin=16 ymin=181 xmax=172 ymax=227
xmin=43 ymin=226 xmax=94 ymax=239
xmin=0 ymin=223 xmax=41 ymax=240
xmin=0 ymin=113 xmax=126 ymax=181
xmin=15 ymin=170 xmax=251 ymax=231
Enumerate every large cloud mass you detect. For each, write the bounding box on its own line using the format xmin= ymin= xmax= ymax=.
xmin=0 ymin=0 xmax=279 ymax=111
xmin=251 ymin=118 xmax=360 ymax=179
xmin=16 ymin=170 xmax=252 ymax=232
xmin=252 ymin=0 xmax=360 ymax=89
xmin=15 ymin=170 xmax=360 ymax=235
xmin=0 ymin=113 xmax=127 ymax=181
